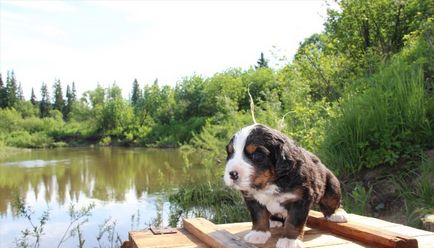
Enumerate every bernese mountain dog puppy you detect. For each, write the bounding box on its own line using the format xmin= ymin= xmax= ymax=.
xmin=224 ymin=124 xmax=347 ymax=248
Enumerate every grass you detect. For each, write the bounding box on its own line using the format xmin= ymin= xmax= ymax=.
xmin=388 ymin=157 xmax=434 ymax=227
xmin=12 ymin=197 xmax=123 ymax=248
xmin=342 ymin=182 xmax=372 ymax=216
xmin=168 ymin=181 xmax=250 ymax=226
xmin=320 ymin=62 xmax=432 ymax=175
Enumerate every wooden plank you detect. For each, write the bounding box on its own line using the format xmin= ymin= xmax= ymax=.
xmin=183 ymin=218 xmax=256 ymax=248
xmin=219 ymin=223 xmax=365 ymax=248
xmin=386 ymin=224 xmax=434 ymax=237
xmin=307 ymin=210 xmax=418 ymax=248
xmin=415 ymin=235 xmax=434 ymax=248
xmin=129 ymin=229 xmax=207 ymax=248
xmin=150 ymin=227 xmax=178 ymax=235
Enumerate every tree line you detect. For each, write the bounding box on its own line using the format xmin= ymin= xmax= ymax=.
xmin=0 ymin=73 xmax=77 ymax=119
xmin=0 ymin=0 xmax=432 ymax=173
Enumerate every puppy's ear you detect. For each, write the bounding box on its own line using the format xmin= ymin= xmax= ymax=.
xmin=271 ymin=133 xmax=294 ymax=177
xmin=273 ymin=141 xmax=292 ymax=176
xmin=274 ymin=134 xmax=303 ymax=177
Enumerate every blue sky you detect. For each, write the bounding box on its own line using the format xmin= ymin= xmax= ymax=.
xmin=0 ymin=0 xmax=333 ymax=99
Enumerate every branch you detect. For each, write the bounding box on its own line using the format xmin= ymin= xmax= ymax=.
xmin=247 ymin=83 xmax=257 ymax=124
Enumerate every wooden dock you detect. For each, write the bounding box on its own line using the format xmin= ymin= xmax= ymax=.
xmin=126 ymin=210 xmax=434 ymax=248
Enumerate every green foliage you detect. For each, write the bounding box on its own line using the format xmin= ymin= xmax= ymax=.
xmin=5 ymin=71 xmax=19 ymax=108
xmin=389 ymin=157 xmax=434 ymax=227
xmin=255 ymin=52 xmax=268 ymax=69
xmin=63 ymin=83 xmax=76 ymax=121
xmin=130 ymin=78 xmax=141 ymax=110
xmin=39 ymin=83 xmax=51 ymax=118
xmin=52 ymin=79 xmax=65 ymax=114
xmin=12 ymin=196 xmax=123 ymax=248
xmin=0 ymin=73 xmax=6 ymax=108
xmin=30 ymin=88 xmax=37 ymax=106
xmin=342 ymin=183 xmax=372 ymax=216
xmin=169 ymin=181 xmax=249 ymax=226
xmin=320 ymin=62 xmax=432 ymax=175
xmin=0 ymin=108 xmax=66 ymax=148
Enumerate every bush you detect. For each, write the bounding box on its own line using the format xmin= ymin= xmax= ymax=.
xmin=169 ymin=181 xmax=249 ymax=226
xmin=321 ymin=62 xmax=432 ymax=175
xmin=5 ymin=131 xmax=55 ymax=148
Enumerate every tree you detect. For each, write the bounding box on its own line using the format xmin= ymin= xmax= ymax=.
xmin=30 ymin=88 xmax=37 ymax=105
xmin=52 ymin=79 xmax=65 ymax=114
xmin=83 ymin=84 xmax=105 ymax=108
xmin=0 ymin=73 xmax=5 ymax=108
xmin=40 ymin=83 xmax=51 ymax=118
xmin=64 ymin=83 xmax=77 ymax=121
xmin=107 ymin=82 xmax=122 ymax=100
xmin=255 ymin=52 xmax=269 ymax=69
xmin=71 ymin=82 xmax=77 ymax=100
xmin=324 ymin=0 xmax=431 ymax=76
xmin=64 ymin=85 xmax=72 ymax=120
xmin=131 ymin=79 xmax=142 ymax=108
xmin=5 ymin=71 xmax=18 ymax=108
xmin=17 ymin=82 xmax=24 ymax=101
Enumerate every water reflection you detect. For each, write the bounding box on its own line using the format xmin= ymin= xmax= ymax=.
xmin=0 ymin=147 xmax=214 ymax=247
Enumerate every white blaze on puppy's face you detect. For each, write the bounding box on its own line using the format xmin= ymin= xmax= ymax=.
xmin=224 ymin=124 xmax=257 ymax=190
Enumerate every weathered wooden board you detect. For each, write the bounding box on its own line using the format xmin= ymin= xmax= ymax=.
xmin=219 ymin=221 xmax=368 ymax=248
xmin=183 ymin=218 xmax=256 ymax=248
xmin=128 ymin=210 xmax=434 ymax=248
xmin=129 ymin=228 xmax=207 ymax=248
xmin=307 ymin=210 xmax=418 ymax=248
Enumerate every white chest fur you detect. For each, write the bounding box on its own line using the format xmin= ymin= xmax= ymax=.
xmin=250 ymin=185 xmax=300 ymax=217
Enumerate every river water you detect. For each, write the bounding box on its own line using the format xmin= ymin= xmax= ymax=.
xmin=0 ymin=147 xmax=214 ymax=247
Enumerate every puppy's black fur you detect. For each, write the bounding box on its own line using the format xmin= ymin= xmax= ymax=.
xmin=226 ymin=124 xmax=343 ymax=241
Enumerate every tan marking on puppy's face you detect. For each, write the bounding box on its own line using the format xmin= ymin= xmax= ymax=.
xmin=251 ymin=168 xmax=273 ymax=189
xmin=245 ymin=144 xmax=257 ymax=154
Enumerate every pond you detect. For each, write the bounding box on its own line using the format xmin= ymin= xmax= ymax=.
xmin=0 ymin=147 xmax=215 ymax=248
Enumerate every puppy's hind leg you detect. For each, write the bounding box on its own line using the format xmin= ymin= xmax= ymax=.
xmin=320 ymin=172 xmax=348 ymax=223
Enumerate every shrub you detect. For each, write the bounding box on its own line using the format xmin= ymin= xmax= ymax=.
xmin=321 ymin=63 xmax=432 ymax=175
xmin=169 ymin=181 xmax=249 ymax=226
xmin=6 ymin=131 xmax=54 ymax=148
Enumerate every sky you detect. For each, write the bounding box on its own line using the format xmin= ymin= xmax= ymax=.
xmin=0 ymin=0 xmax=333 ymax=99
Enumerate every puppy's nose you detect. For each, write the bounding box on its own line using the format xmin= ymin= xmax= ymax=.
xmin=229 ymin=171 xmax=239 ymax=180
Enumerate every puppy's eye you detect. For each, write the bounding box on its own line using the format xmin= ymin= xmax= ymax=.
xmin=251 ymin=151 xmax=265 ymax=161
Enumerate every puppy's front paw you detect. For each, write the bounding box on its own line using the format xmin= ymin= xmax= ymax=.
xmin=243 ymin=230 xmax=271 ymax=244
xmin=326 ymin=209 xmax=348 ymax=223
xmin=276 ymin=238 xmax=303 ymax=248
xmin=270 ymin=219 xmax=283 ymax=228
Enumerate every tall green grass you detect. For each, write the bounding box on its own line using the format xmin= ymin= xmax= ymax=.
xmin=321 ymin=63 xmax=433 ymax=175
xmin=389 ymin=157 xmax=434 ymax=227
xmin=168 ymin=181 xmax=250 ymax=226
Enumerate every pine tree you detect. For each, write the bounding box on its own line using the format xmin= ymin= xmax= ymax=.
xmin=0 ymin=73 xmax=5 ymax=108
xmin=17 ymin=82 xmax=24 ymax=101
xmin=40 ymin=83 xmax=51 ymax=118
xmin=255 ymin=52 xmax=269 ymax=69
xmin=131 ymin=79 xmax=142 ymax=107
xmin=71 ymin=81 xmax=77 ymax=101
xmin=30 ymin=88 xmax=37 ymax=105
xmin=52 ymin=79 xmax=65 ymax=114
xmin=64 ymin=84 xmax=75 ymax=120
xmin=5 ymin=71 xmax=18 ymax=107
